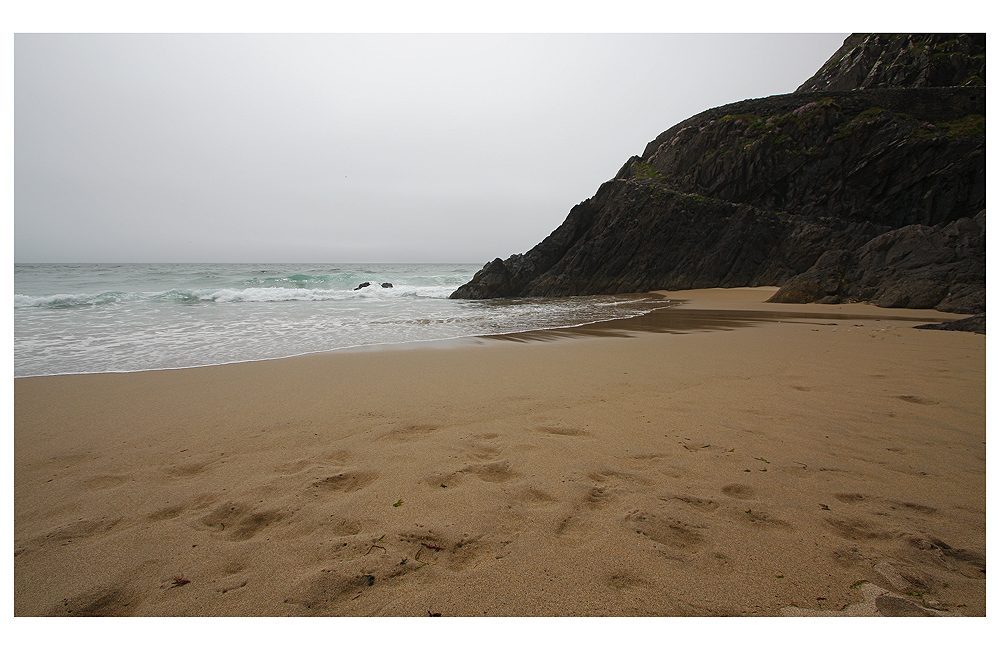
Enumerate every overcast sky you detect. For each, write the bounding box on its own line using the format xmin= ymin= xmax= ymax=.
xmin=15 ymin=33 xmax=850 ymax=263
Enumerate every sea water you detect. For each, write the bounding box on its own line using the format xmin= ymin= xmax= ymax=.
xmin=14 ymin=263 xmax=669 ymax=378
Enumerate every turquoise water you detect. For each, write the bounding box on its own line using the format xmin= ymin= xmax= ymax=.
xmin=14 ymin=263 xmax=667 ymax=377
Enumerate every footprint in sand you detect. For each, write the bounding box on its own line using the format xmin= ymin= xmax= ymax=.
xmin=328 ymin=518 xmax=364 ymax=536
xmin=216 ymin=579 xmax=248 ymax=594
xmin=274 ymin=459 xmax=323 ymax=475
xmin=872 ymin=560 xmax=936 ymax=592
xmin=589 ymin=468 xmax=648 ymax=485
xmin=576 ymin=468 xmax=649 ymax=511
xmin=285 ymin=541 xmax=429 ymax=612
xmin=163 ymin=459 xmax=217 ymax=478
xmin=554 ymin=513 xmax=589 ymax=543
xmin=46 ymin=585 xmax=142 ymax=616
xmin=284 ymin=570 xmax=378 ymax=610
xmin=536 ymin=426 xmax=590 ymax=437
xmin=894 ymin=395 xmax=939 ymax=405
xmin=626 ymin=511 xmax=707 ymax=552
xmin=148 ymin=504 xmax=186 ymax=521
xmin=740 ymin=507 xmax=792 ymax=529
xmin=379 ymin=423 xmax=440 ymax=442
xmin=458 ymin=461 xmax=519 ymax=483
xmin=823 ymin=516 xmax=895 ymax=541
xmin=607 ymin=572 xmax=647 ymax=590
xmin=906 ymin=535 xmax=986 ymax=579
xmin=196 ymin=502 xmax=289 ymax=541
xmin=517 ymin=487 xmax=557 ymax=507
xmin=423 ymin=471 xmax=463 ymax=489
xmin=464 ymin=442 xmax=502 ymax=461
xmin=584 ymin=485 xmax=615 ymax=509
xmin=397 ymin=529 xmax=488 ymax=571
xmin=890 ymin=501 xmax=937 ymax=515
xmin=721 ymin=484 xmax=755 ymax=499
xmin=146 ymin=493 xmax=218 ymax=522
xmin=311 ymin=470 xmax=379 ymax=493
xmin=667 ymin=494 xmax=720 ymax=512
xmin=833 ymin=492 xmax=870 ymax=504
xmin=20 ymin=517 xmax=123 ymax=556
xmin=831 ymin=547 xmax=865 ymax=567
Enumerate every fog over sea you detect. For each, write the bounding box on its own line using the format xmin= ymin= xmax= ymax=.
xmin=14 ymin=263 xmax=672 ymax=378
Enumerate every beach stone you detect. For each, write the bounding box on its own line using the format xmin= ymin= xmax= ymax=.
xmin=354 ymin=282 xmax=371 ymax=290
xmin=873 ymin=560 xmax=913 ymax=591
xmin=780 ymin=581 xmax=958 ymax=617
xmin=875 ymin=595 xmax=935 ymax=617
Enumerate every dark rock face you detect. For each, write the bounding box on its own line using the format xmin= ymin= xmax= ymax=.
xmin=770 ymin=210 xmax=985 ymax=312
xmin=915 ymin=313 xmax=985 ymax=334
xmin=797 ymin=34 xmax=985 ymax=93
xmin=452 ymin=181 xmax=886 ymax=299
xmin=451 ymin=34 xmax=986 ymax=314
xmin=632 ymin=88 xmax=984 ymax=230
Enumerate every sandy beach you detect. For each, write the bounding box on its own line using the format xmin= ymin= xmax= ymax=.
xmin=13 ymin=288 xmax=985 ymax=616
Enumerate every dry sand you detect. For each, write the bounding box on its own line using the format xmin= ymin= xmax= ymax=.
xmin=13 ymin=288 xmax=986 ymax=617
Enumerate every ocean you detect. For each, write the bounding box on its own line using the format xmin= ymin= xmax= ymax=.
xmin=13 ymin=263 xmax=671 ymax=378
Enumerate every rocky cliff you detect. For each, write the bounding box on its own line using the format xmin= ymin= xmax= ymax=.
xmin=451 ymin=34 xmax=986 ymax=316
xmin=797 ymin=33 xmax=985 ymax=92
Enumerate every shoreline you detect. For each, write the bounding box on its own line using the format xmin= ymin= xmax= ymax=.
xmin=14 ymin=288 xmax=985 ymax=616
xmin=15 ymin=287 xmax=966 ymax=380
xmin=485 ymin=288 xmax=966 ymax=343
xmin=13 ymin=291 xmax=678 ymax=380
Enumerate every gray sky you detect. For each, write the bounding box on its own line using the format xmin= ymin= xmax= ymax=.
xmin=15 ymin=33 xmax=850 ymax=263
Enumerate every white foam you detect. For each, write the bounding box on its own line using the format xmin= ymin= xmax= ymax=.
xmin=14 ymin=292 xmax=128 ymax=308
xmin=193 ymin=287 xmax=353 ymax=302
xmin=15 ymin=263 xmax=671 ymax=378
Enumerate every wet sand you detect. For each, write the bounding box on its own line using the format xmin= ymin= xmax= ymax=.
xmin=13 ymin=288 xmax=985 ymax=616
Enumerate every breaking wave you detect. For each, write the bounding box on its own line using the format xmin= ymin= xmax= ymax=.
xmin=14 ymin=263 xmax=670 ymax=377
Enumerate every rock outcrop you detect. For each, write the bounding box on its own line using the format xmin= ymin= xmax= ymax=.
xmin=797 ymin=33 xmax=985 ymax=92
xmin=451 ymin=34 xmax=986 ymax=315
xmin=915 ymin=313 xmax=986 ymax=334
xmin=769 ymin=210 xmax=985 ymax=311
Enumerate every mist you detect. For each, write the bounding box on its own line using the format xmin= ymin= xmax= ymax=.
xmin=15 ymin=33 xmax=850 ymax=263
